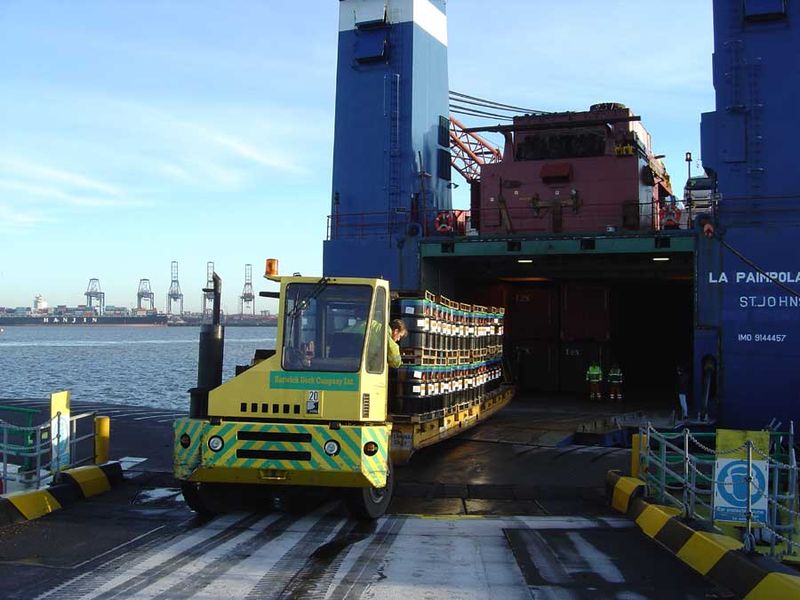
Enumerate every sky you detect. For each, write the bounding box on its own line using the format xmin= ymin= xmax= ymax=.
xmin=0 ymin=1 xmax=714 ymax=314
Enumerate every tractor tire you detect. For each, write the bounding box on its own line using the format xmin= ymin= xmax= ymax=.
xmin=344 ymin=461 xmax=394 ymax=520
xmin=180 ymin=481 xmax=223 ymax=517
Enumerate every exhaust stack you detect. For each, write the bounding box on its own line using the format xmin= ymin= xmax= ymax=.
xmin=190 ymin=272 xmax=224 ymax=418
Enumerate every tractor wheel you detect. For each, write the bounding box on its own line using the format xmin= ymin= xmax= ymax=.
xmin=344 ymin=461 xmax=394 ymax=520
xmin=180 ymin=481 xmax=223 ymax=517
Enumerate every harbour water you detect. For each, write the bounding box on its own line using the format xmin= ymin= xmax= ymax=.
xmin=0 ymin=326 xmax=276 ymax=410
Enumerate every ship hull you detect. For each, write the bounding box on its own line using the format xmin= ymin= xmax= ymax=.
xmin=0 ymin=315 xmax=168 ymax=326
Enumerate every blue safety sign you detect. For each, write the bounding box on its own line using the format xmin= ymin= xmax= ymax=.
xmin=713 ymin=458 xmax=768 ymax=524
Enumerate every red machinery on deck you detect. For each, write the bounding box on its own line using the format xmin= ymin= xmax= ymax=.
xmin=459 ymin=103 xmax=674 ymax=235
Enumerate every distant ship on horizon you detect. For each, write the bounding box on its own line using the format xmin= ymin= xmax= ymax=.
xmin=0 ymin=294 xmax=168 ymax=326
xmin=0 ymin=294 xmax=277 ymax=327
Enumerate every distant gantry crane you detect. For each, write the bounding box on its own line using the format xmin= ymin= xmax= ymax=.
xmin=202 ymin=261 xmax=215 ymax=315
xmin=167 ymin=261 xmax=184 ymax=315
xmin=137 ymin=279 xmax=155 ymax=311
xmin=85 ymin=278 xmax=105 ymax=315
xmin=239 ymin=264 xmax=255 ymax=315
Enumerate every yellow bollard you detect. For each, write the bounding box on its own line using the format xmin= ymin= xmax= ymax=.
xmin=631 ymin=433 xmax=646 ymax=479
xmin=95 ymin=416 xmax=110 ymax=465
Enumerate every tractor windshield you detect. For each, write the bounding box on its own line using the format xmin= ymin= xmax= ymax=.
xmin=282 ymin=283 xmax=375 ymax=372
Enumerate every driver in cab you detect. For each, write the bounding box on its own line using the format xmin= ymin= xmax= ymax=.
xmin=343 ymin=309 xmax=407 ymax=368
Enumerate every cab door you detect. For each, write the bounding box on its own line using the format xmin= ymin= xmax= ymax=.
xmin=360 ymin=283 xmax=389 ymax=421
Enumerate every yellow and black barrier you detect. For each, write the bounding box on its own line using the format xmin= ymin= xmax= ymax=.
xmin=606 ymin=470 xmax=800 ymax=599
xmin=0 ymin=462 xmax=123 ymax=527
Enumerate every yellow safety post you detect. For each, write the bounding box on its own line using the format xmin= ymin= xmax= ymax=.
xmin=631 ymin=433 xmax=647 ymax=479
xmin=94 ymin=416 xmax=110 ymax=465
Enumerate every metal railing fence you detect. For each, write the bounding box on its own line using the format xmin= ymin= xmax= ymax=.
xmin=639 ymin=422 xmax=798 ymax=558
xmin=326 ymin=199 xmax=709 ymax=241
xmin=0 ymin=411 xmax=97 ymax=492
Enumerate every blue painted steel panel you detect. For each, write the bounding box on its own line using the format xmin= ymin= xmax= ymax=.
xmin=698 ymin=1 xmax=800 ymax=427
xmin=697 ymin=211 xmax=800 ymax=427
xmin=744 ymin=0 xmax=786 ymax=19
xmin=325 ymin=0 xmax=450 ymax=290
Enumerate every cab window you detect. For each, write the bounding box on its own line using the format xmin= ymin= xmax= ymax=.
xmin=365 ymin=287 xmax=387 ymax=374
xmin=282 ymin=283 xmax=373 ymax=372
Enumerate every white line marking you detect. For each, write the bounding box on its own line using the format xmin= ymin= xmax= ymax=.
xmin=524 ymin=531 xmax=571 ymax=586
xmin=191 ymin=507 xmax=340 ymax=599
xmin=70 ymin=525 xmax=168 ymax=569
xmin=118 ymin=456 xmax=148 ymax=471
xmin=134 ymin=488 xmax=181 ymax=504
xmin=371 ymin=518 xmax=529 ymax=600
xmin=566 ymin=532 xmax=625 ymax=584
xmin=65 ymin=512 xmax=269 ymax=600
xmin=123 ymin=513 xmax=285 ymax=598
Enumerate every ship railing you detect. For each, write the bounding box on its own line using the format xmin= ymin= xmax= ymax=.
xmin=326 ymin=199 xmax=706 ymax=240
xmin=638 ymin=422 xmax=798 ymax=560
xmin=0 ymin=408 xmax=98 ymax=493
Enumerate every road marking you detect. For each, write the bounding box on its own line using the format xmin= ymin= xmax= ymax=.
xmin=191 ymin=506 xmax=340 ymax=599
xmin=70 ymin=525 xmax=168 ymax=570
xmin=327 ymin=515 xmax=407 ymax=600
xmin=369 ymin=516 xmax=527 ymax=600
xmin=118 ymin=457 xmax=148 ymax=471
xmin=34 ymin=512 xmax=713 ymax=600
xmin=133 ymin=488 xmax=181 ymax=504
xmin=45 ymin=512 xmax=267 ymax=600
xmin=112 ymin=513 xmax=291 ymax=599
xmin=565 ymin=531 xmax=625 ymax=583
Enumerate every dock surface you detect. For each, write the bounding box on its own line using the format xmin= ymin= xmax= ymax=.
xmin=0 ymin=400 xmax=719 ymax=599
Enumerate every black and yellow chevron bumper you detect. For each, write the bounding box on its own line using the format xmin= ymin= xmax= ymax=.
xmin=174 ymin=418 xmax=390 ymax=488
xmin=606 ymin=470 xmax=800 ymax=599
xmin=0 ymin=463 xmax=123 ymax=527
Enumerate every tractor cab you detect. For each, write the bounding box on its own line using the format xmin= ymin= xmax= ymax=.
xmin=280 ymin=279 xmax=388 ymax=377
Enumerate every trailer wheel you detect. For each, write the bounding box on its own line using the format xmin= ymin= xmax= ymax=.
xmin=344 ymin=462 xmax=394 ymax=520
xmin=181 ymin=482 xmax=221 ymax=517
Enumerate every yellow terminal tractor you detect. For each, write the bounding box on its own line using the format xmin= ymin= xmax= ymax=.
xmin=174 ymin=260 xmax=512 ymax=519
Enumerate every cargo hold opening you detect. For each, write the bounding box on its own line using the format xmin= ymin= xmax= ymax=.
xmin=506 ymin=280 xmax=693 ymax=405
xmin=424 ymin=248 xmax=694 ymax=413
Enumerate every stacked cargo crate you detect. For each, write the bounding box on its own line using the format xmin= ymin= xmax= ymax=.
xmin=390 ymin=292 xmax=504 ymax=416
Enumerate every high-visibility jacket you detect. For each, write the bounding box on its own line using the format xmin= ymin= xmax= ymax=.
xmin=608 ymin=367 xmax=623 ymax=384
xmin=387 ymin=335 xmax=401 ymax=368
xmin=586 ymin=365 xmax=603 ymax=383
xmin=345 ymin=319 xmax=401 ymax=368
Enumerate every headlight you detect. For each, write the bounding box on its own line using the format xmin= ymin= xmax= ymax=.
xmin=323 ymin=440 xmax=340 ymax=456
xmin=363 ymin=441 xmax=379 ymax=456
xmin=208 ymin=435 xmax=224 ymax=452
xmin=179 ymin=434 xmax=191 ymax=449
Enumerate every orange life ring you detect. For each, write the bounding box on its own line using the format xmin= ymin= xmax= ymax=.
xmin=434 ymin=211 xmax=454 ymax=234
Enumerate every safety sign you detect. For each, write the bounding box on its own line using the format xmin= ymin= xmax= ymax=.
xmin=713 ymin=458 xmax=769 ymax=525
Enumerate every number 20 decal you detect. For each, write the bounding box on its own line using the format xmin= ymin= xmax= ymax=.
xmin=306 ymin=390 xmax=320 ymax=414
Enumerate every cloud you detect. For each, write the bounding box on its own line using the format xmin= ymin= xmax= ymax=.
xmin=0 ymin=203 xmax=49 ymax=231
xmin=0 ymin=178 xmax=132 ymax=208
xmin=0 ymin=158 xmax=140 ymax=218
xmin=0 ymin=158 xmax=122 ymax=196
xmin=153 ymin=162 xmax=195 ymax=185
xmin=199 ymin=129 xmax=307 ymax=175
xmin=152 ymin=159 xmax=246 ymax=188
xmin=122 ymin=105 xmax=311 ymax=178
